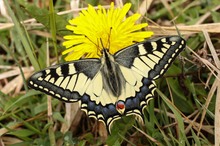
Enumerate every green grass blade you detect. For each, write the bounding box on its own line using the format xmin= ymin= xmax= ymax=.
xmin=157 ymin=89 xmax=189 ymax=146
xmin=49 ymin=0 xmax=59 ymax=63
xmin=3 ymin=0 xmax=40 ymax=71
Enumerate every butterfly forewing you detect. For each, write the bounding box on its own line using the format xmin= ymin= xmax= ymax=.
xmin=28 ymin=59 xmax=101 ymax=102
xmin=115 ymin=36 xmax=186 ymax=80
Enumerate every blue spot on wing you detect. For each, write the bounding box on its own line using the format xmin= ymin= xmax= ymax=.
xmin=79 ymin=77 xmax=155 ymax=133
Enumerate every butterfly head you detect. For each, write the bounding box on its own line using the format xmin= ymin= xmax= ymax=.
xmin=99 ymin=39 xmax=114 ymax=63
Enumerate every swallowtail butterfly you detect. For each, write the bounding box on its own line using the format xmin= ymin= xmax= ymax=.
xmin=28 ymin=36 xmax=186 ymax=132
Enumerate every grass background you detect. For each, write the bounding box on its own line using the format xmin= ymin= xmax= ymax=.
xmin=0 ymin=0 xmax=219 ymax=145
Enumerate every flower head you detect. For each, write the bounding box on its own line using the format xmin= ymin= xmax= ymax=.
xmin=62 ymin=3 xmax=153 ymax=61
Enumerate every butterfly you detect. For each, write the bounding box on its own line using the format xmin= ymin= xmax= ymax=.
xmin=28 ymin=36 xmax=186 ymax=133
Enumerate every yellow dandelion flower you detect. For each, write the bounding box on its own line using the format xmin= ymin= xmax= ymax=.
xmin=62 ymin=3 xmax=153 ymax=61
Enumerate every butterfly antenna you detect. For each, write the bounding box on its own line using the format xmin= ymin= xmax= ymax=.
xmin=84 ymin=35 xmax=102 ymax=56
xmin=100 ymin=38 xmax=105 ymax=49
xmin=107 ymin=27 xmax=112 ymax=50
xmin=84 ymin=35 xmax=101 ymax=49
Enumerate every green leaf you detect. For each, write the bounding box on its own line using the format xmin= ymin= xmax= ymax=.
xmin=211 ymin=11 xmax=220 ymax=23
xmin=3 ymin=90 xmax=42 ymax=113
xmin=52 ymin=112 xmax=65 ymax=123
xmin=8 ymin=129 xmax=35 ymax=137
xmin=85 ymin=0 xmax=99 ymax=6
xmin=24 ymin=4 xmax=68 ymax=36
xmin=33 ymin=98 xmax=59 ymax=115
xmin=167 ymin=77 xmax=194 ymax=113
xmin=106 ymin=116 xmax=135 ymax=145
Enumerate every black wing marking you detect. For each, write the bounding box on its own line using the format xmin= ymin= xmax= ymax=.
xmin=114 ymin=36 xmax=186 ymax=80
xmin=28 ymin=57 xmax=155 ymax=133
xmin=80 ymin=78 xmax=156 ymax=133
xmin=28 ymin=35 xmax=186 ymax=133
xmin=28 ymin=59 xmax=101 ymax=102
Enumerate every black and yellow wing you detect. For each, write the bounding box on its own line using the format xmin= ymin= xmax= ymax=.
xmin=28 ymin=35 xmax=186 ymax=133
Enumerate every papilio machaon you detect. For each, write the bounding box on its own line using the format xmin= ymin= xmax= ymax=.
xmin=28 ymin=36 xmax=186 ymax=132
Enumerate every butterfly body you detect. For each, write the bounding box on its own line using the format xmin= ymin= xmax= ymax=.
xmin=28 ymin=36 xmax=186 ymax=132
xmin=101 ymin=49 xmax=125 ymax=98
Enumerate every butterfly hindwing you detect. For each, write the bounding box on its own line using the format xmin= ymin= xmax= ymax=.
xmin=77 ymin=59 xmax=156 ymax=132
xmin=80 ymin=77 xmax=156 ymax=133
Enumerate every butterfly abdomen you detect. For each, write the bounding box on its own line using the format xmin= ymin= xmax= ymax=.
xmin=101 ymin=49 xmax=125 ymax=97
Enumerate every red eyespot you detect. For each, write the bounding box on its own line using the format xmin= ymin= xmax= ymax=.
xmin=116 ymin=101 xmax=125 ymax=110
